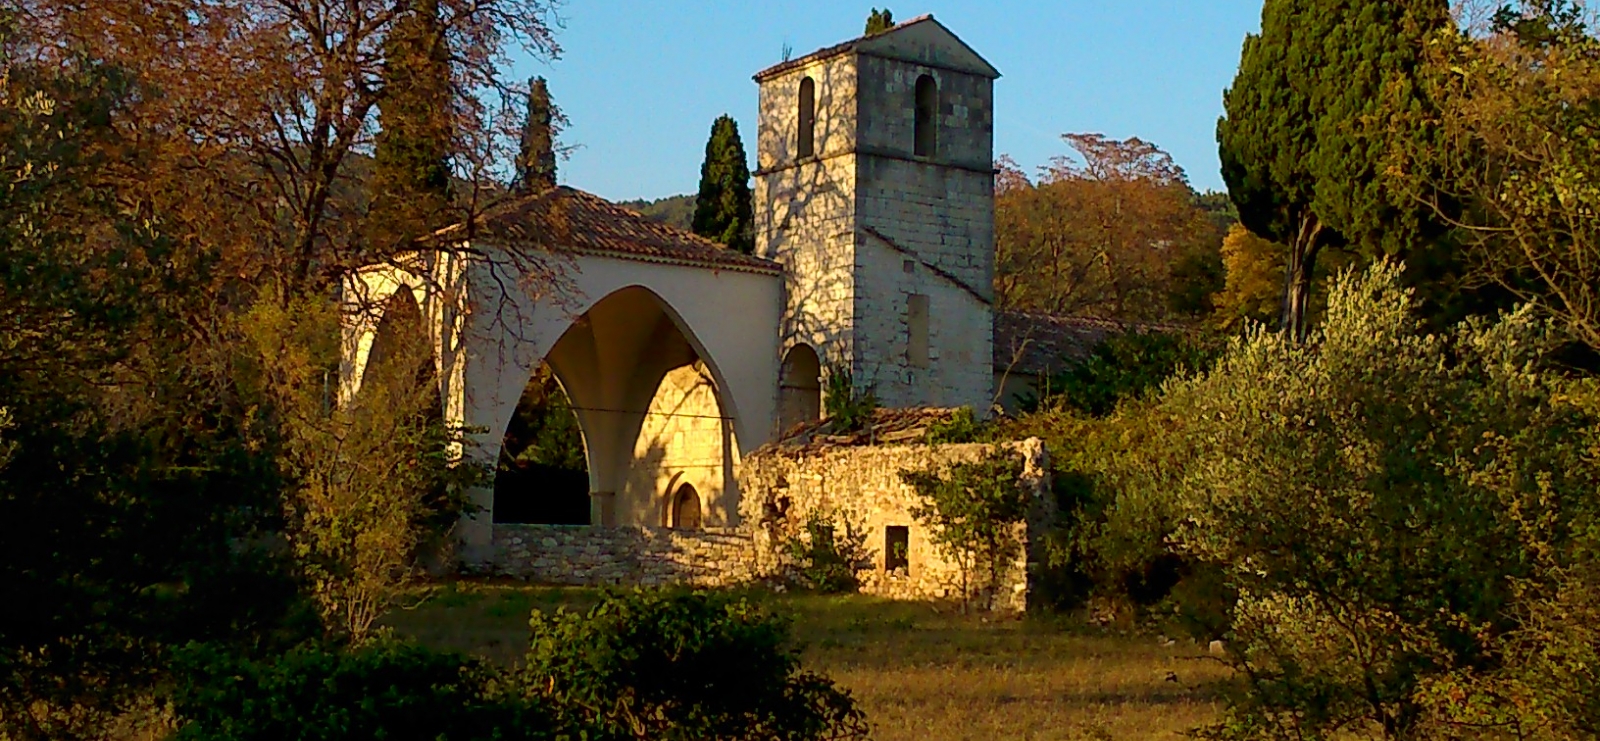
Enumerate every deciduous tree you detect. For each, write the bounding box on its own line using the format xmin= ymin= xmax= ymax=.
xmin=17 ymin=0 xmax=561 ymax=296
xmin=1395 ymin=2 xmax=1600 ymax=349
xmin=902 ymin=451 xmax=1034 ymax=612
xmin=994 ymin=135 xmax=1217 ymax=321
xmin=1212 ymin=224 xmax=1284 ymax=329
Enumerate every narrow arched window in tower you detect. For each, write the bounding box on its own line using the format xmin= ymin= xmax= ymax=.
xmin=914 ymin=74 xmax=938 ymax=158
xmin=798 ymin=77 xmax=816 ymax=159
xmin=673 ymin=484 xmax=703 ymax=530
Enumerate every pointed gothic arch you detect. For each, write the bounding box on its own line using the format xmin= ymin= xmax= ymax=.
xmin=497 ymin=283 xmax=743 ymax=527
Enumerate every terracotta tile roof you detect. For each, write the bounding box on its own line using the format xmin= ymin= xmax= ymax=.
xmin=993 ymin=311 xmax=1189 ymax=377
xmin=753 ymin=14 xmax=937 ymax=81
xmin=465 ymin=187 xmax=780 ymax=274
xmin=770 ymin=407 xmax=966 ymax=450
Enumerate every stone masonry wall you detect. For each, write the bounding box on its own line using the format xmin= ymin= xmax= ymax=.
xmin=755 ymin=52 xmax=861 ymax=403
xmin=486 ymin=525 xmax=766 ymax=588
xmin=481 ymin=440 xmax=1052 ymax=612
xmin=620 ymin=361 xmax=736 ymax=528
xmin=737 ymin=438 xmax=1051 ymax=612
xmin=851 ymin=235 xmax=994 ymax=412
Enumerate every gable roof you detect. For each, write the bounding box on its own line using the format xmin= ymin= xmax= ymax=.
xmin=993 ymin=311 xmax=1190 ymax=376
xmin=464 ymin=187 xmax=780 ymax=274
xmin=754 ymin=14 xmax=1001 ymax=82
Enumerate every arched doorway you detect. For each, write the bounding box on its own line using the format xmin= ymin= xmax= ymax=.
xmin=493 ymin=362 xmax=590 ymax=525
xmin=778 ymin=344 xmax=822 ymax=432
xmin=672 ymin=484 xmax=702 ymax=530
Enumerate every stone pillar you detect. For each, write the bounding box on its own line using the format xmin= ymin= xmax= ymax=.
xmin=592 ymin=491 xmax=617 ymax=526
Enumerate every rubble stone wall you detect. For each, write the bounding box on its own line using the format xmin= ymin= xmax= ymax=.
xmin=485 ymin=525 xmax=767 ymax=588
xmin=738 ymin=438 xmax=1051 ymax=612
xmin=482 ymin=439 xmax=1051 ymax=613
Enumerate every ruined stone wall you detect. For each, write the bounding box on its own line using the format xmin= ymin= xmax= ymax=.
xmin=487 ymin=525 xmax=767 ymax=588
xmin=737 ymin=438 xmax=1051 ymax=612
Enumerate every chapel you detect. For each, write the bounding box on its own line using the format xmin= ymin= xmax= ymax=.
xmin=341 ymin=15 xmax=1089 ymax=560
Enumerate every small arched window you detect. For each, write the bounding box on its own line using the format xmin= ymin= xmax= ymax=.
xmin=797 ymin=77 xmax=816 ymax=159
xmin=914 ymin=74 xmax=938 ymax=158
xmin=673 ymin=484 xmax=703 ymax=530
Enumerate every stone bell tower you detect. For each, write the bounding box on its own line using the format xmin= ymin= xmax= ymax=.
xmin=753 ymin=14 xmax=1001 ymax=427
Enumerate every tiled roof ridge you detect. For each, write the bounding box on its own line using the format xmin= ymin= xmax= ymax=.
xmin=997 ymin=309 xmax=1190 ymax=334
xmin=471 ymin=186 xmax=781 ymax=274
xmin=993 ymin=310 xmax=1196 ymax=376
xmin=764 ymin=405 xmax=964 ymax=451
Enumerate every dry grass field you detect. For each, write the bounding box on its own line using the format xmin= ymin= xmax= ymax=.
xmin=383 ymin=582 xmax=1232 ymax=741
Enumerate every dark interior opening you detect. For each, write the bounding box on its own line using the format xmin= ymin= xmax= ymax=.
xmin=885 ymin=525 xmax=910 ymax=573
xmin=494 ymin=363 xmax=591 ymax=525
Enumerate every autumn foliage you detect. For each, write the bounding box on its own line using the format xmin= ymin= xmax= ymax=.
xmin=995 ymin=135 xmax=1222 ymax=322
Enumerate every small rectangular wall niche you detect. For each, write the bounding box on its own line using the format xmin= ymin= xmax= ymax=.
xmin=906 ymin=294 xmax=930 ymax=368
xmin=885 ymin=525 xmax=910 ymax=573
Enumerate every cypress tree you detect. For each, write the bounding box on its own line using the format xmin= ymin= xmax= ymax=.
xmin=514 ymin=76 xmax=557 ymax=195
xmin=1218 ymin=0 xmax=1449 ymax=340
xmin=370 ymin=0 xmax=454 ymax=250
xmin=691 ymin=115 xmax=754 ymax=255
xmin=865 ymin=8 xmax=895 ymax=36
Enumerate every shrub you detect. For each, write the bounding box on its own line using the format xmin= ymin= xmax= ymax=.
xmin=169 ymin=641 xmax=565 ymax=741
xmin=237 ymin=295 xmax=487 ymax=642
xmin=901 ymin=450 xmax=1034 ymax=611
xmin=822 ymin=363 xmax=876 ymax=434
xmin=524 ymin=590 xmax=868 ymax=741
xmin=997 ymin=404 xmax=1199 ymax=618
xmin=925 ymin=406 xmax=987 ymax=444
xmin=1027 ymin=330 xmax=1219 ymax=416
xmin=781 ymin=509 xmax=872 ymax=594
xmin=1151 ymin=263 xmax=1600 ymax=740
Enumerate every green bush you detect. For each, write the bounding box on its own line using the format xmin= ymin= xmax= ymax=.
xmin=822 ymin=363 xmax=876 ymax=434
xmin=1149 ymin=263 xmax=1600 ymax=740
xmin=998 ymin=404 xmax=1199 ymax=618
xmin=925 ymin=406 xmax=988 ymax=444
xmin=1027 ymin=330 xmax=1219 ymax=416
xmin=901 ymin=451 xmax=1033 ymax=611
xmin=524 ymin=590 xmax=868 ymax=741
xmin=781 ymin=510 xmax=871 ymax=594
xmin=169 ymin=641 xmax=565 ymax=741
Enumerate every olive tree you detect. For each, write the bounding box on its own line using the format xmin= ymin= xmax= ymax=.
xmin=1145 ymin=263 xmax=1600 ymax=739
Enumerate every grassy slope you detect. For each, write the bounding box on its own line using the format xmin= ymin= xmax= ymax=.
xmin=383 ymin=583 xmax=1229 ymax=741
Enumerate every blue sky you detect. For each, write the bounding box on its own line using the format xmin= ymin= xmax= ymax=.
xmin=513 ymin=1 xmax=1265 ymax=201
